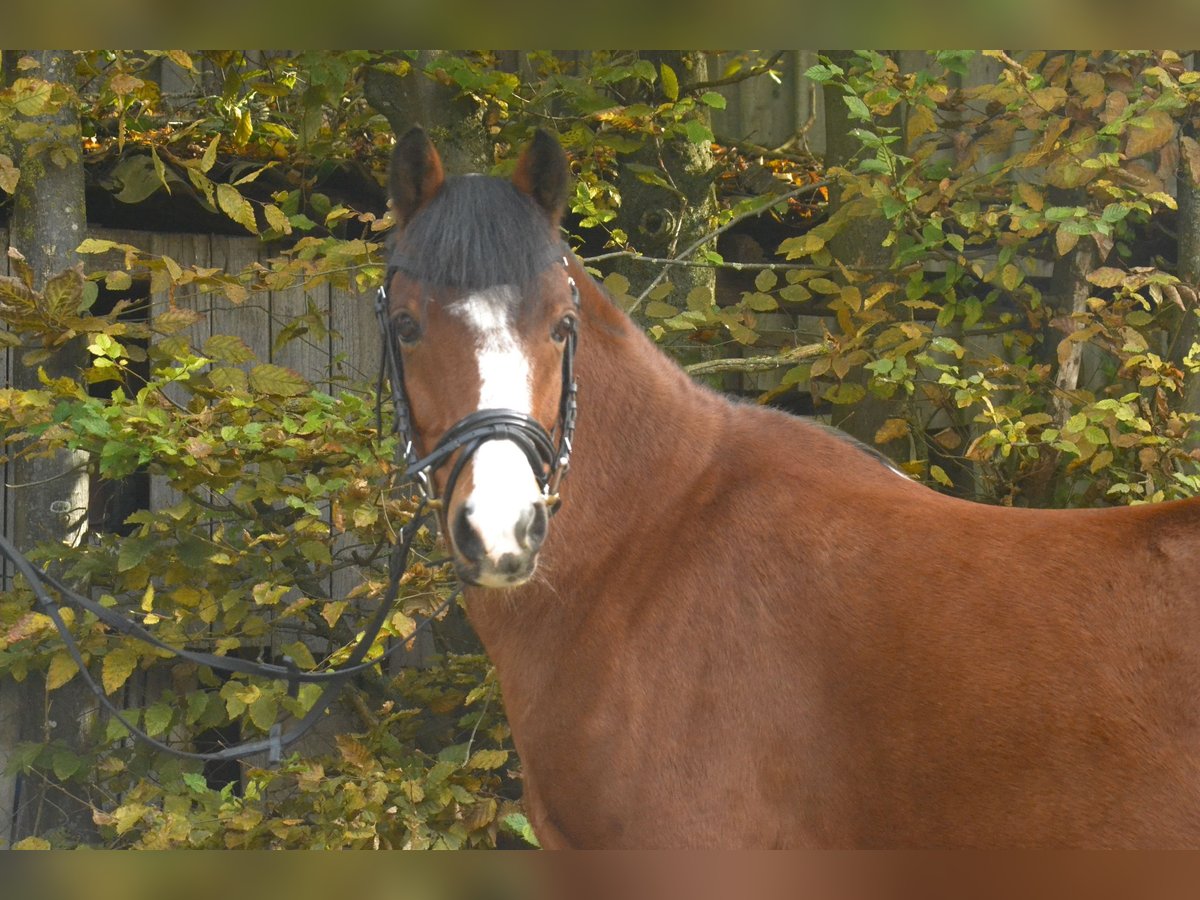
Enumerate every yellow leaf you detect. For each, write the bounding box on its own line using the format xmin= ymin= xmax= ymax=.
xmin=467 ymin=749 xmax=509 ymax=770
xmin=166 ymin=50 xmax=195 ymax=71
xmin=263 ymin=203 xmax=292 ymax=235
xmin=930 ymin=465 xmax=954 ymax=487
xmin=13 ymin=837 xmax=51 ymax=850
xmin=321 ymin=600 xmax=348 ymax=629
xmin=102 ymin=647 xmax=139 ymax=695
xmin=113 ymin=802 xmax=151 ymax=835
xmin=660 ymin=63 xmax=679 ymax=102
xmin=46 ymin=652 xmax=78 ymax=690
xmin=200 ymin=135 xmax=219 ymax=173
xmin=216 ymin=183 xmax=258 ymax=234
xmin=1000 ymin=264 xmax=1022 ymax=291
xmin=1086 ymin=267 xmax=1126 ymax=288
xmin=1181 ymin=136 xmax=1200 ymax=186
xmin=874 ymin=418 xmax=910 ymax=445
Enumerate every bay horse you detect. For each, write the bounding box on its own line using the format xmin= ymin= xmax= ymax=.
xmin=383 ymin=126 xmax=1200 ymax=848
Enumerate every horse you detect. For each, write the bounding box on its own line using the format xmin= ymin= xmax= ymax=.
xmin=382 ymin=126 xmax=1200 ymax=849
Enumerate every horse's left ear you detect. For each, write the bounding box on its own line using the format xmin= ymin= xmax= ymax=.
xmin=513 ymin=129 xmax=570 ymax=225
xmin=389 ymin=126 xmax=445 ymax=226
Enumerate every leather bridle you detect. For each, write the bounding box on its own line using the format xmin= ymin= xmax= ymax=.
xmin=375 ymin=253 xmax=580 ymax=517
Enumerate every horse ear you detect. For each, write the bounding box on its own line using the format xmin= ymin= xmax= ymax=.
xmin=389 ymin=126 xmax=445 ymax=226
xmin=513 ymin=129 xmax=570 ymax=225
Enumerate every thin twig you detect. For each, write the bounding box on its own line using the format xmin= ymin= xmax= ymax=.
xmin=680 ymin=51 xmax=787 ymax=95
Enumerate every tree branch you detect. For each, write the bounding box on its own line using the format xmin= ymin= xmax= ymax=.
xmin=680 ymin=51 xmax=787 ymax=95
xmin=684 ymin=342 xmax=824 ymax=376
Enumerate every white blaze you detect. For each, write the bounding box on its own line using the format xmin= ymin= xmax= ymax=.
xmin=452 ymin=287 xmax=542 ymax=562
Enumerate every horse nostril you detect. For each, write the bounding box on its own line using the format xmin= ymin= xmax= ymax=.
xmin=452 ymin=503 xmax=485 ymax=564
xmin=515 ymin=502 xmax=549 ymax=551
xmin=497 ymin=553 xmax=524 ymax=575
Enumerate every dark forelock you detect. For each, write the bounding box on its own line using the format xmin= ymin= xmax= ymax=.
xmin=388 ymin=175 xmax=561 ymax=293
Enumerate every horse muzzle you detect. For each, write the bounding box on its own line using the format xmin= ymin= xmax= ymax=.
xmin=451 ymin=494 xmax=548 ymax=587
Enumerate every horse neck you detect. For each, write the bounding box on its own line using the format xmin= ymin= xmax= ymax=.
xmin=465 ymin=266 xmax=724 ymax=642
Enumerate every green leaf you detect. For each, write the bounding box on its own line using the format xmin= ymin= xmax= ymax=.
xmin=248 ymin=694 xmax=279 ymax=732
xmin=143 ymin=702 xmax=173 ymax=737
xmin=51 ymin=749 xmax=83 ymax=781
xmin=248 ymin=363 xmax=309 ymax=397
xmin=204 ymin=334 xmax=256 ymax=364
xmin=844 ymin=95 xmax=871 ymax=121
xmin=117 ymin=538 xmax=153 ymax=572
xmin=182 ymin=772 xmax=209 ymax=794
xmin=804 ymin=64 xmax=834 ymax=83
xmin=683 ymin=119 xmax=713 ymax=145
xmin=660 ymin=63 xmax=679 ymax=102
xmin=644 ymin=300 xmax=679 ymax=319
xmin=110 ymin=156 xmax=165 ymax=204
xmin=699 ymin=91 xmax=726 ymax=109
xmin=930 ymin=465 xmax=953 ymax=487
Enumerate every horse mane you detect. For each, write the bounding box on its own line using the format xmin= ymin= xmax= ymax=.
xmin=389 ymin=175 xmax=562 ymax=293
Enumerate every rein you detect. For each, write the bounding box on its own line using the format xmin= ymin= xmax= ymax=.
xmin=0 ymin=254 xmax=581 ymax=765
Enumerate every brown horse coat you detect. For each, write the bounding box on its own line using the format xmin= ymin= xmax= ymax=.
xmin=466 ymin=260 xmax=1200 ymax=848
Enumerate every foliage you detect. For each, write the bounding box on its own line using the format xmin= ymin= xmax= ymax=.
xmin=779 ymin=50 xmax=1200 ymax=504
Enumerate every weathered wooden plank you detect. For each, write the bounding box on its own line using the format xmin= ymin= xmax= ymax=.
xmin=148 ymin=232 xmax=211 ymax=514
xmin=209 ymin=236 xmax=269 ymax=364
xmin=329 ymin=286 xmax=382 ymax=393
xmin=270 ymin=270 xmax=329 ymax=382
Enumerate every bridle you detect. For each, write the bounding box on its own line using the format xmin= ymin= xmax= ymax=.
xmin=374 ymin=252 xmax=581 ymax=518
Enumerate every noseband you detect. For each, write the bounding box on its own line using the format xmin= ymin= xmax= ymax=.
xmin=375 ymin=255 xmax=580 ymax=515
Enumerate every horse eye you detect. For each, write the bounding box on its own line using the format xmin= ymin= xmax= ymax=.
xmin=395 ymin=312 xmax=422 ymax=344
xmin=551 ymin=314 xmax=576 ymax=344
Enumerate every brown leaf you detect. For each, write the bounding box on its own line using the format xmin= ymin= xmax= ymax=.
xmin=1125 ymin=110 xmax=1175 ymax=159
xmin=1181 ymin=136 xmax=1200 ymax=186
xmin=335 ymin=734 xmax=375 ymax=771
xmin=1055 ymin=228 xmax=1079 ymax=256
xmin=932 ymin=428 xmax=963 ymax=451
